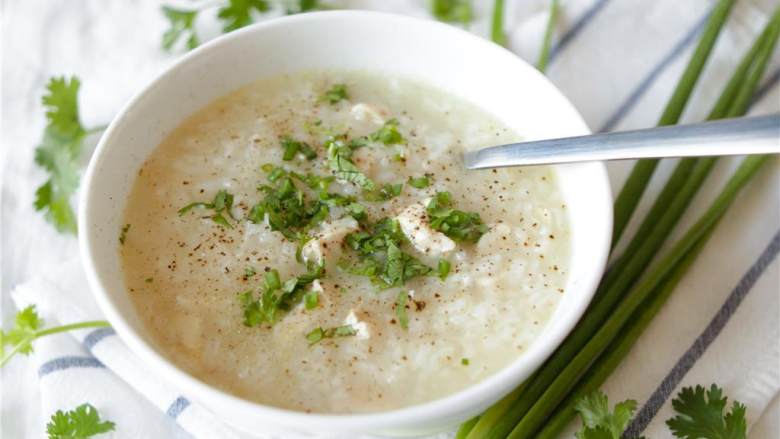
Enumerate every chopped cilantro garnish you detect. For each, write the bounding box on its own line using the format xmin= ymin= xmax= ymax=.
xmin=249 ymin=171 xmax=327 ymax=239
xmin=408 ymin=175 xmax=431 ymax=189
xmin=280 ymin=137 xmax=317 ymax=160
xmin=369 ymin=119 xmax=404 ymax=145
xmin=461 ymin=358 xmax=469 ymax=365
xmin=364 ymin=182 xmax=403 ymax=201
xmin=395 ymin=291 xmax=409 ymax=330
xmin=306 ymin=325 xmax=357 ymax=345
xmin=178 ymin=189 xmax=235 ymax=228
xmin=343 ymin=218 xmax=432 ymax=288
xmin=321 ymin=84 xmax=349 ymax=105
xmin=46 ymin=403 xmax=115 ymax=439
xmin=244 ymin=266 xmax=256 ymax=277
xmin=426 ymin=191 xmax=488 ymax=243
xmin=118 ymin=224 xmax=131 ymax=245
xmin=240 ymin=265 xmax=324 ymax=327
xmin=437 ymin=259 xmax=451 ymax=280
xmin=304 ymin=289 xmax=319 ymax=310
xmin=344 ymin=202 xmax=368 ymax=221
xmin=217 ymin=0 xmax=270 ymax=32
xmin=326 ymin=137 xmax=375 ymax=191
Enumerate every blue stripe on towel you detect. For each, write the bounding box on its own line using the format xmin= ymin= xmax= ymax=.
xmin=38 ymin=356 xmax=105 ymax=377
xmin=750 ymin=67 xmax=780 ymax=107
xmin=623 ymin=230 xmax=780 ymax=437
xmin=82 ymin=327 xmax=117 ymax=351
xmin=166 ymin=396 xmax=191 ymax=419
xmin=599 ymin=9 xmax=711 ymax=132
xmin=548 ymin=0 xmax=612 ymax=63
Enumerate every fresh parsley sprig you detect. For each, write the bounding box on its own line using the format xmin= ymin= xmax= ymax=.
xmin=161 ymin=0 xmax=323 ymax=52
xmin=573 ymin=391 xmax=639 ymax=439
xmin=667 ymin=384 xmax=747 ymax=439
xmin=33 ymin=77 xmax=104 ymax=234
xmin=46 ymin=403 xmax=115 ymax=439
xmin=1 ymin=306 xmax=111 ymax=368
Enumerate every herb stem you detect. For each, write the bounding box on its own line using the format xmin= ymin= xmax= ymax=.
xmin=611 ymin=0 xmax=738 ymax=247
xmin=491 ymin=0 xmax=506 ymax=45
xmin=0 ymin=320 xmax=111 ymax=367
xmin=536 ymin=0 xmax=559 ymax=72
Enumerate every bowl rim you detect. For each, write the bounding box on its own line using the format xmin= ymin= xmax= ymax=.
xmin=79 ymin=9 xmax=612 ymax=431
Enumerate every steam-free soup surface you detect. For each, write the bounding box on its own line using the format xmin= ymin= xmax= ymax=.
xmin=121 ymin=71 xmax=569 ymax=413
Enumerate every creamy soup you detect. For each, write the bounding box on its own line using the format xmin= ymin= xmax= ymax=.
xmin=121 ymin=71 xmax=570 ymax=413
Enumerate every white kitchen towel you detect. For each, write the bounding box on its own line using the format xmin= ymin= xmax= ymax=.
xmin=2 ymin=0 xmax=779 ymax=438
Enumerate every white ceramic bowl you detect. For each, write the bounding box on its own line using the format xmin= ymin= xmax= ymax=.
xmin=79 ymin=10 xmax=612 ymax=437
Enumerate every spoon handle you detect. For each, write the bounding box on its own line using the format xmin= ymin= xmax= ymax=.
xmin=464 ymin=114 xmax=780 ymax=169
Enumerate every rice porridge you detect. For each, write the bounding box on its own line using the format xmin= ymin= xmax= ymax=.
xmin=120 ymin=71 xmax=569 ymax=413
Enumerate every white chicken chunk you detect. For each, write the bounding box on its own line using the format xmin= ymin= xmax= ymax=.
xmin=343 ymin=309 xmax=370 ymax=339
xmin=396 ymin=199 xmax=456 ymax=257
xmin=301 ymin=217 xmax=360 ymax=266
xmin=350 ymin=103 xmax=387 ymax=126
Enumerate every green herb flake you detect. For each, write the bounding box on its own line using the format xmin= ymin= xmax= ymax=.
xmin=408 ymin=175 xmax=431 ymax=189
xmin=395 ymin=291 xmax=409 ymax=330
xmin=326 ymin=139 xmax=376 ymax=191
xmin=145 ymin=278 xmax=153 ymax=283
xmin=46 ymin=403 xmax=115 ymax=439
xmin=461 ymin=358 xmax=469 ymax=366
xmin=280 ymin=137 xmax=317 ymax=161
xmin=369 ymin=118 xmax=404 ymax=145
xmin=179 ymin=189 xmax=235 ymax=228
xmin=304 ymin=289 xmax=319 ymax=310
xmin=118 ymin=224 xmax=131 ymax=245
xmin=437 ymin=259 xmax=451 ymax=280
xmin=321 ymin=83 xmax=349 ymax=105
xmin=306 ymin=324 xmax=357 ymax=345
xmin=244 ymin=266 xmax=256 ymax=277
xmin=364 ymin=183 xmax=403 ymax=202
xmin=426 ymin=191 xmax=488 ymax=243
xmin=240 ymin=265 xmax=324 ymax=327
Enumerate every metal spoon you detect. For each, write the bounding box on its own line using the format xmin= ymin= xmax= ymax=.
xmin=463 ymin=114 xmax=780 ymax=169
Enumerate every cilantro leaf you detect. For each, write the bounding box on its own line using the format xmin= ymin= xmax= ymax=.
xmin=33 ymin=77 xmax=88 ymax=234
xmin=369 ymin=118 xmax=404 ymax=145
xmin=281 ymin=136 xmax=317 ymax=160
xmin=46 ymin=403 xmax=115 ymax=439
xmin=574 ymin=390 xmax=638 ymax=439
xmin=321 ymin=84 xmax=349 ymax=105
xmin=431 ymin=0 xmax=473 ymax=24
xmin=178 ymin=189 xmax=235 ymax=228
xmin=161 ymin=6 xmax=200 ymax=51
xmin=306 ymin=325 xmax=357 ymax=345
xmin=395 ymin=291 xmax=409 ymax=329
xmin=240 ymin=265 xmax=324 ymax=327
xmin=364 ymin=182 xmax=403 ymax=202
xmin=667 ymin=384 xmax=747 ymax=439
xmin=0 ymin=305 xmax=43 ymax=358
xmin=326 ymin=139 xmax=375 ymax=191
xmin=437 ymin=259 xmax=451 ymax=280
xmin=408 ymin=175 xmax=431 ymax=189
xmin=426 ymin=191 xmax=488 ymax=243
xmin=217 ymin=0 xmax=270 ymax=32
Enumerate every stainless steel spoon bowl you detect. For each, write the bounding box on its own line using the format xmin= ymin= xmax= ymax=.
xmin=464 ymin=114 xmax=780 ymax=169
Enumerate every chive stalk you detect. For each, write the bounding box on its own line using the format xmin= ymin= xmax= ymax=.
xmin=491 ymin=0 xmax=506 ymax=45
xmin=611 ymin=0 xmax=738 ymax=246
xmin=455 ymin=416 xmax=480 ymax=439
xmin=537 ymin=0 xmax=559 ymax=72
xmin=506 ymin=12 xmax=780 ymax=436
